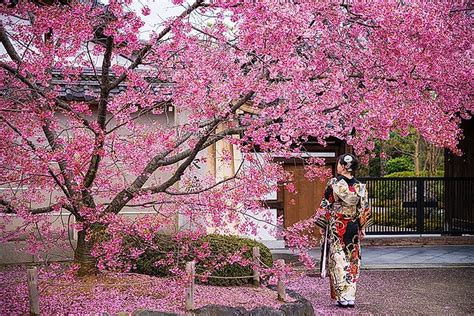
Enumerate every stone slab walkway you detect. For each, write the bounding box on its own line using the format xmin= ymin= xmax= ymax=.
xmin=272 ymin=245 xmax=474 ymax=269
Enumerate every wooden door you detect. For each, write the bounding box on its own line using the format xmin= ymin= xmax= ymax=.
xmin=283 ymin=165 xmax=329 ymax=229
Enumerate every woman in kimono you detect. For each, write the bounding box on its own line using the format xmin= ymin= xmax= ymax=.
xmin=316 ymin=154 xmax=372 ymax=308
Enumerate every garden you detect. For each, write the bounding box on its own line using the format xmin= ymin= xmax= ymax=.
xmin=0 ymin=0 xmax=471 ymax=314
xmin=1 ymin=233 xmax=309 ymax=315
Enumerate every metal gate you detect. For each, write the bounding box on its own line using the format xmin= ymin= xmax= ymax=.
xmin=358 ymin=177 xmax=474 ymax=235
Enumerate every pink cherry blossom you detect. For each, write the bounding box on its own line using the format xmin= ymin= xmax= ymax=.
xmin=0 ymin=0 xmax=472 ymax=279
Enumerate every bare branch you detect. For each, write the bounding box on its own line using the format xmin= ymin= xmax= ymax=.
xmin=40 ymin=121 xmax=80 ymax=208
xmin=82 ymin=36 xmax=114 ymax=190
xmin=160 ymin=159 xmax=244 ymax=196
xmin=0 ymin=22 xmax=21 ymax=64
xmin=105 ymin=101 xmax=171 ymax=135
xmin=0 ymin=199 xmax=70 ymax=215
xmin=0 ymin=62 xmax=98 ymax=134
xmin=0 ymin=115 xmax=78 ymax=208
xmin=104 ymin=90 xmax=254 ymax=214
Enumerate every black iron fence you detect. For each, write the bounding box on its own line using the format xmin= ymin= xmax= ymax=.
xmin=358 ymin=177 xmax=474 ymax=235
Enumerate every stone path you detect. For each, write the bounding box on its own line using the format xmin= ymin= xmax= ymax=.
xmin=362 ymin=245 xmax=474 ymax=269
xmin=276 ymin=244 xmax=474 ymax=315
xmin=272 ymin=245 xmax=474 ymax=269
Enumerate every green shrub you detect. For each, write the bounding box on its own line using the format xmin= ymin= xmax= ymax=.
xmin=370 ymin=199 xmax=402 ymax=208
xmin=385 ymin=156 xmax=414 ymax=174
xmin=385 ymin=170 xmax=444 ymax=177
xmin=133 ymin=234 xmax=273 ymax=286
xmin=424 ymin=219 xmax=443 ymax=231
xmin=373 ymin=208 xmax=415 ymax=229
xmin=373 ymin=209 xmax=444 ymax=231
xmin=370 ymin=170 xmax=444 ymax=201
xmin=129 ymin=234 xmax=177 ymax=277
xmin=369 ymin=180 xmax=402 ymax=200
xmin=200 ymin=234 xmax=273 ymax=286
xmin=367 ymin=170 xmax=444 ymax=199
xmin=368 ymin=156 xmax=381 ymax=177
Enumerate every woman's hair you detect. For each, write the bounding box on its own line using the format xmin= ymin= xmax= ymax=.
xmin=336 ymin=153 xmax=359 ymax=174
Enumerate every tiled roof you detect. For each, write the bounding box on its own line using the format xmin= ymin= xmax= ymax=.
xmin=50 ymin=69 xmax=125 ymax=101
xmin=49 ymin=69 xmax=171 ymax=101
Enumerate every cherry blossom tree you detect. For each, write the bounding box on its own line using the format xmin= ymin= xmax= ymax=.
xmin=0 ymin=0 xmax=472 ymax=275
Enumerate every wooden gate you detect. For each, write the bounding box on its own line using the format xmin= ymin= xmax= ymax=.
xmin=283 ymin=165 xmax=327 ymax=228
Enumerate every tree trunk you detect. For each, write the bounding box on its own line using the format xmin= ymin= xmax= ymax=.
xmin=380 ymin=142 xmax=386 ymax=176
xmin=74 ymin=228 xmax=98 ymax=276
xmin=414 ymin=134 xmax=420 ymax=176
xmin=427 ymin=144 xmax=442 ymax=176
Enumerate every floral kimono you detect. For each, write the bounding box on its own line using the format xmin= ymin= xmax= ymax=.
xmin=316 ymin=175 xmax=372 ymax=302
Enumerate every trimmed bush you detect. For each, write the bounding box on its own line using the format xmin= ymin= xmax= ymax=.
xmin=130 ymin=234 xmax=177 ymax=278
xmin=373 ymin=208 xmax=415 ymax=229
xmin=373 ymin=209 xmax=444 ymax=231
xmin=133 ymin=234 xmax=273 ymax=286
xmin=370 ymin=199 xmax=402 ymax=208
xmin=385 ymin=170 xmax=444 ymax=177
xmin=385 ymin=156 xmax=414 ymax=174
xmin=200 ymin=234 xmax=273 ymax=286
xmin=370 ymin=180 xmax=402 ymax=200
xmin=369 ymin=170 xmax=444 ymax=201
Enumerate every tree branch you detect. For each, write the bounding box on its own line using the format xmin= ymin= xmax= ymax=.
xmin=41 ymin=121 xmax=79 ymax=206
xmin=159 ymin=159 xmax=244 ymax=196
xmin=82 ymin=36 xmax=114 ymax=190
xmin=0 ymin=62 xmax=97 ymax=134
xmin=107 ymin=0 xmax=206 ymax=92
xmin=105 ymin=101 xmax=171 ymax=135
xmin=0 ymin=22 xmax=21 ymax=64
xmin=104 ymin=90 xmax=254 ymax=214
xmin=0 ymin=199 xmax=71 ymax=215
xmin=0 ymin=115 xmax=79 ymax=212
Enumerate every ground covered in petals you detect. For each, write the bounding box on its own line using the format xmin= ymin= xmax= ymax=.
xmin=287 ymin=268 xmax=473 ymax=315
xmin=0 ymin=266 xmax=284 ymax=314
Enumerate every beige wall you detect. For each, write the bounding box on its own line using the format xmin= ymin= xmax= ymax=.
xmin=0 ymin=107 xmax=180 ymax=263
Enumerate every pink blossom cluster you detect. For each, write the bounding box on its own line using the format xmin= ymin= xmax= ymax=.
xmin=0 ymin=0 xmax=472 ymax=280
xmin=282 ymin=214 xmax=322 ymax=269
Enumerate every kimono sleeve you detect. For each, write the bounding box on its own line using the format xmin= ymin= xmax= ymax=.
xmin=358 ymin=184 xmax=373 ymax=230
xmin=315 ymin=179 xmax=335 ymax=229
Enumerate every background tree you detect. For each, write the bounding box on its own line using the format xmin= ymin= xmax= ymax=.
xmin=364 ymin=129 xmax=446 ymax=177
xmin=1 ymin=0 xmax=472 ymax=275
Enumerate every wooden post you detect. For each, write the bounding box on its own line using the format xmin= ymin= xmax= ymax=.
xmin=277 ymin=259 xmax=286 ymax=302
xmin=185 ymin=261 xmax=195 ymax=312
xmin=27 ymin=267 xmax=39 ymax=316
xmin=252 ymin=246 xmax=260 ymax=286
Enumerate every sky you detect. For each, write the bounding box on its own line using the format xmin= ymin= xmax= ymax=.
xmin=0 ymin=1 xmax=223 ymax=65
xmin=103 ymin=0 xmax=196 ymax=40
